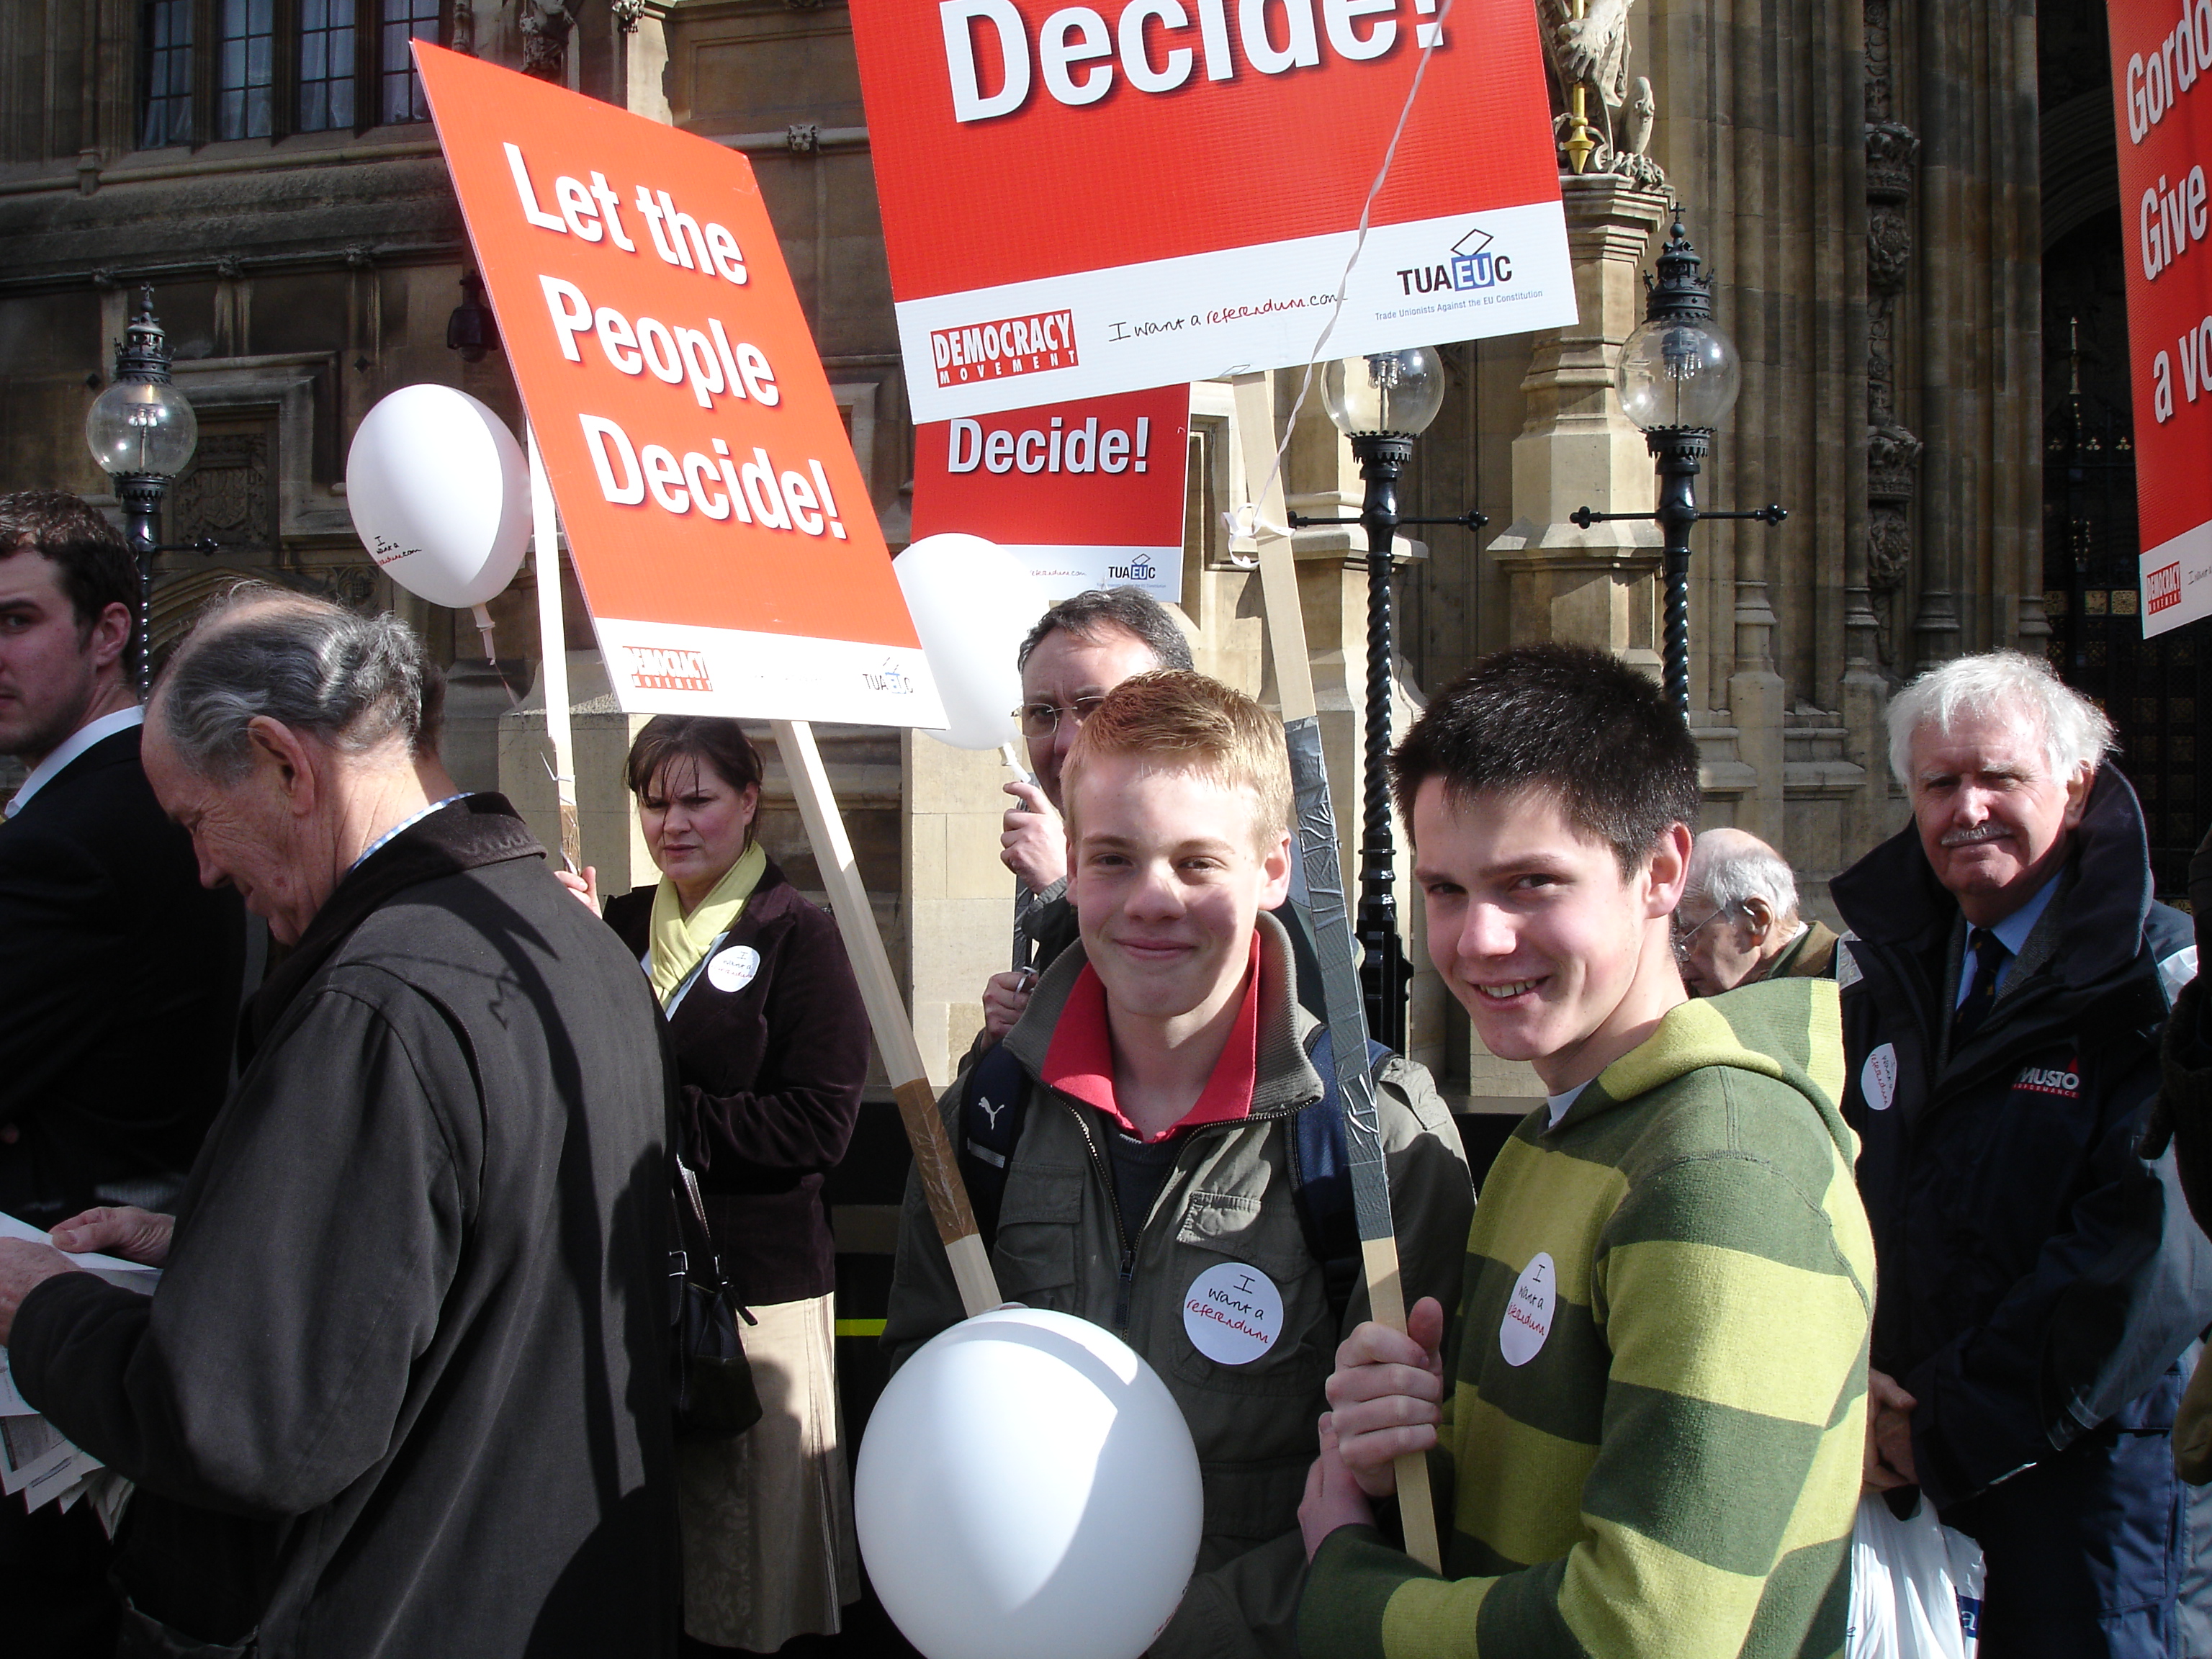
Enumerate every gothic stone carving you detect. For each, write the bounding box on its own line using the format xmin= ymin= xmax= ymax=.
xmin=1537 ymin=0 xmax=1663 ymax=186
xmin=172 ymin=431 xmax=275 ymax=551
xmin=1864 ymin=0 xmax=1922 ymax=664
xmin=521 ymin=1 xmax=574 ymax=82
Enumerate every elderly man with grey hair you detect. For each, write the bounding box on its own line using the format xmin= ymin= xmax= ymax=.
xmin=1833 ymin=649 xmax=2212 ymax=1658
xmin=1674 ymin=826 xmax=1838 ymax=994
xmin=0 ymin=587 xmax=677 ymax=1658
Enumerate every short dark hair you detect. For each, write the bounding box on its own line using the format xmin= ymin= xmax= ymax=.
xmin=1016 ymin=587 xmax=1194 ymax=673
xmin=1390 ymin=643 xmax=1700 ymax=874
xmin=0 ymin=492 xmax=140 ymax=679
xmin=625 ymin=716 xmax=767 ymax=850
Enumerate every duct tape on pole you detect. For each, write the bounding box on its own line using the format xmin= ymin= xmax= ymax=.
xmin=1231 ymin=372 xmax=1442 ymax=1575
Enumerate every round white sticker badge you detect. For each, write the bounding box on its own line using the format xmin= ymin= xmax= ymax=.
xmin=708 ymin=945 xmax=761 ymax=994
xmin=1183 ymin=1262 xmax=1284 ymax=1366
xmin=1861 ymin=1042 xmax=1898 ymax=1112
xmin=1498 ymin=1251 xmax=1556 ymax=1367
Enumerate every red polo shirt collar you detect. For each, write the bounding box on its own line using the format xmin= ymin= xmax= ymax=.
xmin=1041 ymin=934 xmax=1263 ymax=1143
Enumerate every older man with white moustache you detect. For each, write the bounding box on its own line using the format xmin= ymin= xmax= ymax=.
xmin=1833 ymin=650 xmax=2212 ymax=1658
xmin=0 ymin=588 xmax=677 ymax=1658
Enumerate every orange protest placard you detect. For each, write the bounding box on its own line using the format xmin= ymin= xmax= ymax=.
xmin=414 ymin=43 xmax=943 ymax=726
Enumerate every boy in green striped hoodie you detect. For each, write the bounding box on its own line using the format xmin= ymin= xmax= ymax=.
xmin=1296 ymin=644 xmax=1874 ymax=1659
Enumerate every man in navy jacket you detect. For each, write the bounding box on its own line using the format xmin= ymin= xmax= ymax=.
xmin=1836 ymin=649 xmax=2212 ymax=1658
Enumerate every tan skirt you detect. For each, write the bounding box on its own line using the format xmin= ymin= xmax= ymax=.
xmin=677 ymin=1292 xmax=861 ymax=1650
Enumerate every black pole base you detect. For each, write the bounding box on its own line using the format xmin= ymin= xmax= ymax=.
xmin=1358 ymin=892 xmax=1412 ymax=1053
xmin=114 ymin=472 xmax=167 ymax=698
xmin=1349 ymin=433 xmax=1411 ymax=1052
xmin=1645 ymin=430 xmax=1709 ymax=720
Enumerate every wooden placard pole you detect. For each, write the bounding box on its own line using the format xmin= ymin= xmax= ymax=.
xmin=773 ymin=719 xmax=1002 ymax=1319
xmin=526 ymin=425 xmax=583 ymax=873
xmin=1231 ymin=374 xmax=1444 ymax=1574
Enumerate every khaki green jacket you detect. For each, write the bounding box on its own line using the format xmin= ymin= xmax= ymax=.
xmin=884 ymin=913 xmax=1475 ymax=1659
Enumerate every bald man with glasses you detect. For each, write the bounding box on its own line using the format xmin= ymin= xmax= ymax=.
xmin=1673 ymin=827 xmax=1839 ymax=996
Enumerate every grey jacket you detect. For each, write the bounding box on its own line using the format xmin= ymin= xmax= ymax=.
xmin=886 ymin=912 xmax=1473 ymax=1659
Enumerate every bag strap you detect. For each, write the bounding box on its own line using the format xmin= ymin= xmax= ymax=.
xmin=1289 ymin=1026 xmax=1389 ymax=1332
xmin=959 ymin=1043 xmax=1032 ymax=1250
xmin=670 ymin=1151 xmax=753 ymax=1325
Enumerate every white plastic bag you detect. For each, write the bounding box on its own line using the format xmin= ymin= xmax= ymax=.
xmin=1846 ymin=1493 xmax=1984 ymax=1659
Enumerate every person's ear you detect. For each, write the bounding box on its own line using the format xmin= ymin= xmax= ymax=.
xmin=1259 ymin=827 xmax=1293 ymax=911
xmin=246 ymin=716 xmax=318 ymax=818
xmin=737 ymin=781 xmax=760 ymax=829
xmin=2062 ymin=763 xmax=2093 ymax=830
xmin=1740 ymin=894 xmax=1774 ymax=943
xmin=87 ymin=601 xmax=132 ymax=675
xmin=1645 ymin=822 xmax=1694 ymax=917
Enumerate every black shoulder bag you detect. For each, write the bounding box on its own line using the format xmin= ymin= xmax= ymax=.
xmin=670 ymin=1154 xmax=762 ymax=1440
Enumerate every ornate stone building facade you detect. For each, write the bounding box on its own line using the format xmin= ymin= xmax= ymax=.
xmin=0 ymin=0 xmax=2159 ymax=1099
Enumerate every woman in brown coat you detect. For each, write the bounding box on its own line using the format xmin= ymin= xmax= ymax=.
xmin=565 ymin=716 xmax=867 ymax=1653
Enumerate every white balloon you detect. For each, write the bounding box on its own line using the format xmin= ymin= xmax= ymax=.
xmin=855 ymin=1307 xmax=1203 ymax=1659
xmin=893 ymin=535 xmax=1048 ymax=750
xmin=345 ymin=385 xmax=530 ymax=611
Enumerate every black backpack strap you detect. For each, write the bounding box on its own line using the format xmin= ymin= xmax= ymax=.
xmin=959 ymin=1043 xmax=1031 ymax=1251
xmin=1288 ymin=1027 xmax=1392 ymax=1331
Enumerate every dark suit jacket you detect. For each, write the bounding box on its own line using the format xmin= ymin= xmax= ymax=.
xmin=0 ymin=724 xmax=243 ymax=1227
xmin=606 ymin=858 xmax=867 ymax=1305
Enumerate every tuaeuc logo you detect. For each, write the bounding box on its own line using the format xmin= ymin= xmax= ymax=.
xmin=1395 ymin=225 xmax=1516 ymax=299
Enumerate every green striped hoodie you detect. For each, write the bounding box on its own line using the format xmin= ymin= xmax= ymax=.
xmin=1300 ymin=977 xmax=1873 ymax=1659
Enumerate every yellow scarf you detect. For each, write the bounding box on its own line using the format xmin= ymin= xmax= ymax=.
xmin=647 ymin=840 xmax=768 ymax=1008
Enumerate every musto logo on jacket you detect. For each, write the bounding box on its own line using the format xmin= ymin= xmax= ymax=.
xmin=2013 ymin=1058 xmax=2083 ymax=1098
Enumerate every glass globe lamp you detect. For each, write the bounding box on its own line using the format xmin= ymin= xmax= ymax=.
xmin=86 ymin=377 xmax=199 ymax=479
xmin=1322 ymin=349 xmax=1447 ymax=437
xmin=1617 ymin=316 xmax=1742 ymax=433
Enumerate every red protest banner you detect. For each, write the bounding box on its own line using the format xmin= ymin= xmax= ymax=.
xmin=413 ymin=43 xmax=943 ymax=726
xmin=846 ymin=0 xmax=1573 ymax=421
xmin=2113 ymin=0 xmax=2212 ymax=634
xmin=912 ymin=387 xmax=1190 ymax=601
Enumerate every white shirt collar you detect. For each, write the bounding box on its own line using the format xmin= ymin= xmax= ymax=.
xmin=349 ymin=793 xmax=469 ymax=873
xmin=3 ymin=706 xmax=143 ymax=820
xmin=1545 ymin=1081 xmax=1591 ymax=1130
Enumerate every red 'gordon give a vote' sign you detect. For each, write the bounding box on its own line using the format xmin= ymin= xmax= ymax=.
xmin=846 ymin=0 xmax=1574 ymax=421
xmin=413 ymin=43 xmax=945 ymax=727
xmin=2115 ymin=0 xmax=2212 ymax=636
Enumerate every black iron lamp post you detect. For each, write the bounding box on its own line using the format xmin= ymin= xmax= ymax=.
xmin=85 ymin=287 xmax=212 ymax=695
xmin=1570 ymin=218 xmax=1786 ymax=716
xmin=1287 ymin=347 xmax=1488 ymax=1052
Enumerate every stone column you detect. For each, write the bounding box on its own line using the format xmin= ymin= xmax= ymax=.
xmin=902 ymin=733 xmax=1017 ymax=1087
xmin=1487 ymin=175 xmax=1671 ymax=673
xmin=616 ymin=1 xmax=674 ymax=123
xmin=498 ymin=652 xmax=655 ymax=891
xmin=1729 ymin=563 xmax=1787 ymax=844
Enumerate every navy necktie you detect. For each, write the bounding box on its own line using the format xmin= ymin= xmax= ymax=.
xmin=1954 ymin=927 xmax=2010 ymax=1041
